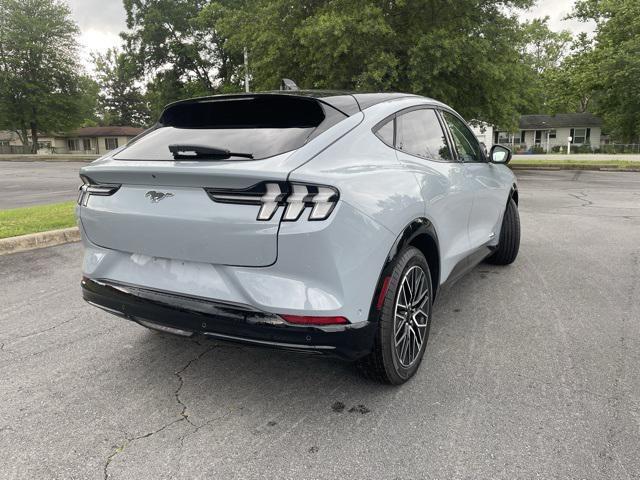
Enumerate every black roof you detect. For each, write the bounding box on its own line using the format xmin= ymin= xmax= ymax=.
xmin=165 ymin=91 xmax=420 ymax=117
xmin=278 ymin=91 xmax=419 ymax=114
xmin=519 ymin=113 xmax=602 ymax=130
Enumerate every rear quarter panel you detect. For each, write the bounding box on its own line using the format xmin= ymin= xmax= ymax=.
xmin=289 ymin=98 xmax=429 ymax=237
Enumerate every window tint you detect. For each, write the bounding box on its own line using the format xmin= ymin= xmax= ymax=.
xmin=114 ymin=96 xmax=347 ymax=161
xmin=396 ymin=109 xmax=452 ymax=161
xmin=375 ymin=118 xmax=394 ymax=146
xmin=442 ymin=112 xmax=484 ymax=162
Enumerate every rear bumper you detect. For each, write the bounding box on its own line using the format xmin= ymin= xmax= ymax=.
xmin=82 ymin=277 xmax=377 ymax=360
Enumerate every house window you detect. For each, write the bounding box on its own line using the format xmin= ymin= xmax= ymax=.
xmin=520 ymin=131 xmax=526 ymax=143
xmin=67 ymin=139 xmax=80 ymax=151
xmin=82 ymin=138 xmax=92 ymax=151
xmin=549 ymin=130 xmax=556 ymax=139
xmin=572 ymin=128 xmax=587 ymax=144
xmin=498 ymin=132 xmax=512 ymax=144
xmin=105 ymin=138 xmax=119 ymax=151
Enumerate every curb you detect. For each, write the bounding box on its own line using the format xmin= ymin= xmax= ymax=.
xmin=0 ymin=227 xmax=80 ymax=256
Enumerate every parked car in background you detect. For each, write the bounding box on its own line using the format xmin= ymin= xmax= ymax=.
xmin=77 ymin=92 xmax=520 ymax=384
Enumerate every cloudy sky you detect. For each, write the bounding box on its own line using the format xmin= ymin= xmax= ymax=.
xmin=68 ymin=0 xmax=595 ymax=70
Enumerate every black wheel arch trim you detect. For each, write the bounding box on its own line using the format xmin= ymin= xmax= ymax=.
xmin=368 ymin=218 xmax=441 ymax=322
xmin=510 ymin=183 xmax=519 ymax=205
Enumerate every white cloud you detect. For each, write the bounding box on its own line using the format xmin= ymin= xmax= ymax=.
xmin=66 ymin=0 xmax=126 ymax=69
xmin=520 ymin=0 xmax=596 ymax=36
xmin=78 ymin=28 xmax=123 ymax=72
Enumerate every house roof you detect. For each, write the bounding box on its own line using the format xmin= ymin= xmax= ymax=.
xmin=520 ymin=113 xmax=602 ymax=130
xmin=65 ymin=126 xmax=145 ymax=138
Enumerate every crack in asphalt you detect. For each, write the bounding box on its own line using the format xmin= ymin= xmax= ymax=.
xmin=3 ymin=318 xmax=73 ymax=344
xmin=174 ymin=346 xmax=216 ymax=427
xmin=169 ymin=414 xmax=227 ymax=480
xmin=102 ymin=345 xmax=216 ymax=480
xmin=568 ymin=191 xmax=594 ymax=207
xmin=1 ymin=326 xmax=120 ymax=362
xmin=103 ymin=419 xmax=184 ymax=480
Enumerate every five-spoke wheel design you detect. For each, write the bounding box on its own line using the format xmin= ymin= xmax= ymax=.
xmin=393 ymin=265 xmax=430 ymax=367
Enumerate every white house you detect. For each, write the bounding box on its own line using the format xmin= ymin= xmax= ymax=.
xmin=470 ymin=122 xmax=494 ymax=148
xmin=494 ymin=113 xmax=603 ymax=153
xmin=1 ymin=126 xmax=144 ymax=155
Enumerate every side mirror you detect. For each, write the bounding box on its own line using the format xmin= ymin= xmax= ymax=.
xmin=490 ymin=144 xmax=512 ymax=164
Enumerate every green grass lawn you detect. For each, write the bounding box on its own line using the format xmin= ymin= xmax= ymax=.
xmin=0 ymin=201 xmax=77 ymax=239
xmin=510 ymin=159 xmax=640 ymax=170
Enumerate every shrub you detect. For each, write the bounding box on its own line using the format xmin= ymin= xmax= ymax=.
xmin=577 ymin=145 xmax=594 ymax=153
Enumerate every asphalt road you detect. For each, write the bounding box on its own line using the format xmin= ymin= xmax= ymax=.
xmin=0 ymin=161 xmax=83 ymax=209
xmin=1 ymin=170 xmax=639 ymax=479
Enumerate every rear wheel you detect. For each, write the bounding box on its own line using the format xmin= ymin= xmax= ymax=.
xmin=357 ymin=247 xmax=433 ymax=385
xmin=486 ymin=198 xmax=520 ymax=265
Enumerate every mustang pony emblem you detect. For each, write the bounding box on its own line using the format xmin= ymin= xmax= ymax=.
xmin=145 ymin=191 xmax=174 ymax=203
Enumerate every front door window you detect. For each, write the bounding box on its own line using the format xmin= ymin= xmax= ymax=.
xmin=442 ymin=112 xmax=484 ymax=162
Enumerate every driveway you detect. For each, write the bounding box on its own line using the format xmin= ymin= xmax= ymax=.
xmin=0 ymin=170 xmax=639 ymax=479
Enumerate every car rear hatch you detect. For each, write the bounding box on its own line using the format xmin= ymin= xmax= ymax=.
xmin=78 ymin=94 xmax=351 ymax=266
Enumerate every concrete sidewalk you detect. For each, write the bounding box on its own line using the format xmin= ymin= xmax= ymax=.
xmin=513 ymin=153 xmax=640 ymax=161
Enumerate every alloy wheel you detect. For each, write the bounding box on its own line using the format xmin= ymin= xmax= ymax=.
xmin=393 ymin=265 xmax=430 ymax=367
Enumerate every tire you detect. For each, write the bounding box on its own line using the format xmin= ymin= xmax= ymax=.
xmin=357 ymin=247 xmax=433 ymax=385
xmin=486 ymin=198 xmax=520 ymax=265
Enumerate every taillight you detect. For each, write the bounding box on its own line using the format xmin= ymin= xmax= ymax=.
xmin=280 ymin=314 xmax=349 ymax=326
xmin=78 ymin=175 xmax=121 ymax=206
xmin=206 ymin=182 xmax=339 ymax=222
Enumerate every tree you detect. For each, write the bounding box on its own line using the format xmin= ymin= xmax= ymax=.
xmin=201 ymin=0 xmax=549 ymax=129
xmin=122 ymin=0 xmax=232 ymax=94
xmin=93 ymin=48 xmax=150 ymax=127
xmin=517 ymin=17 xmax=572 ymax=114
xmin=545 ymin=34 xmax=598 ymax=114
xmin=0 ymin=0 xmax=96 ymax=152
xmin=570 ymin=0 xmax=640 ymax=142
xmin=520 ymin=17 xmax=572 ymax=75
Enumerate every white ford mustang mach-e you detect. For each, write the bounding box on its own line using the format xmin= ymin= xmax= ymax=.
xmin=78 ymin=92 xmax=520 ymax=384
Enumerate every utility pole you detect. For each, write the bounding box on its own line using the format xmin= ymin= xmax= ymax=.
xmin=244 ymin=47 xmax=250 ymax=93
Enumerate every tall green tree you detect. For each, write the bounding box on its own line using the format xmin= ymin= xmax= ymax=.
xmin=200 ymin=0 xmax=553 ymax=129
xmin=545 ymin=33 xmax=598 ymax=114
xmin=0 ymin=0 xmax=96 ymax=152
xmin=93 ymin=48 xmax=150 ymax=127
xmin=518 ymin=17 xmax=572 ymax=113
xmin=570 ymin=0 xmax=640 ymax=142
xmin=122 ymin=0 xmax=233 ymax=96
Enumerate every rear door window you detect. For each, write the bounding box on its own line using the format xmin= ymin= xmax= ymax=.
xmin=395 ymin=109 xmax=453 ymax=161
xmin=374 ymin=118 xmax=395 ymax=146
xmin=114 ymin=95 xmax=347 ymax=161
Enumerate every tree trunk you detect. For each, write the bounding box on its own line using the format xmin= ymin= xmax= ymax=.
xmin=16 ymin=127 xmax=29 ymax=148
xmin=30 ymin=121 xmax=39 ymax=154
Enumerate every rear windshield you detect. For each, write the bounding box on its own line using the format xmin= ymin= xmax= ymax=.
xmin=114 ymin=95 xmax=347 ymax=161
